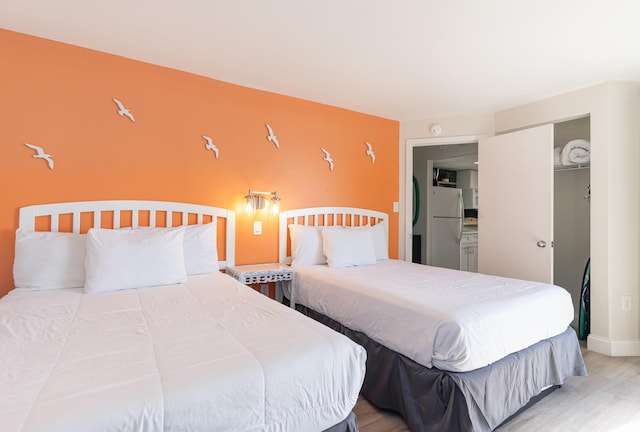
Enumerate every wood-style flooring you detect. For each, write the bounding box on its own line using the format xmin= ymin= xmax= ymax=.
xmin=354 ymin=344 xmax=640 ymax=432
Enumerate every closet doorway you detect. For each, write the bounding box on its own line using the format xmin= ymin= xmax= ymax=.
xmin=554 ymin=117 xmax=591 ymax=324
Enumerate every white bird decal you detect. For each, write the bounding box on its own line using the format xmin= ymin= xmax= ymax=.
xmin=365 ymin=141 xmax=376 ymax=164
xmin=321 ymin=148 xmax=334 ymax=171
xmin=25 ymin=143 xmax=54 ymax=170
xmin=113 ymin=98 xmax=135 ymax=122
xmin=202 ymin=135 xmax=219 ymax=158
xmin=265 ymin=123 xmax=280 ymax=149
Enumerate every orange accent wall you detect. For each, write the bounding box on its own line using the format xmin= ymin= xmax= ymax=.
xmin=0 ymin=29 xmax=399 ymax=297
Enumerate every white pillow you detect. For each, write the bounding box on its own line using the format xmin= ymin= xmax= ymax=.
xmin=289 ymin=224 xmax=327 ymax=266
xmin=13 ymin=229 xmax=86 ymax=289
xmin=84 ymin=226 xmax=187 ymax=293
xmin=348 ymin=222 xmax=389 ymax=261
xmin=183 ymin=222 xmax=219 ymax=275
xmin=124 ymin=223 xmax=219 ymax=274
xmin=371 ymin=222 xmax=389 ymax=260
xmin=322 ymin=227 xmax=377 ymax=268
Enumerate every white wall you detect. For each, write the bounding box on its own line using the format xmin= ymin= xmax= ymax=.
xmin=399 ymin=81 xmax=640 ymax=356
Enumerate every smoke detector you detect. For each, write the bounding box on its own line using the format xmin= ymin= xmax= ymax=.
xmin=429 ymin=123 xmax=442 ymax=136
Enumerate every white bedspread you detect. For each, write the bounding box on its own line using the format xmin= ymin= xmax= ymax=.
xmin=292 ymin=260 xmax=573 ymax=372
xmin=0 ymin=273 xmax=366 ymax=432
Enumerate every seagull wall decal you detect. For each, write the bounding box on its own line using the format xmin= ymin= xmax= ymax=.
xmin=25 ymin=143 xmax=54 ymax=170
xmin=321 ymin=147 xmax=334 ymax=171
xmin=113 ymin=98 xmax=135 ymax=122
xmin=365 ymin=141 xmax=376 ymax=164
xmin=265 ymin=123 xmax=280 ymax=149
xmin=202 ymin=135 xmax=219 ymax=158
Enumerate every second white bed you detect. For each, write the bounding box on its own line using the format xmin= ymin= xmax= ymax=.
xmin=1 ymin=273 xmax=366 ymax=432
xmin=292 ymin=259 xmax=574 ymax=372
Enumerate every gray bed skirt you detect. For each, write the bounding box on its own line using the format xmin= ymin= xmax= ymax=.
xmin=323 ymin=411 xmax=359 ymax=432
xmin=299 ymin=304 xmax=587 ymax=432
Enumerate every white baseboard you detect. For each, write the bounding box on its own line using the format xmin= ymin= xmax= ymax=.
xmin=587 ymin=334 xmax=640 ymax=356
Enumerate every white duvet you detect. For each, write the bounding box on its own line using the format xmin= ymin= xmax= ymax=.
xmin=0 ymin=273 xmax=366 ymax=432
xmin=292 ymin=260 xmax=573 ymax=372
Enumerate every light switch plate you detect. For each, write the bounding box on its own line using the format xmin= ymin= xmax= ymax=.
xmin=393 ymin=202 xmax=399 ymax=213
xmin=253 ymin=221 xmax=262 ymax=235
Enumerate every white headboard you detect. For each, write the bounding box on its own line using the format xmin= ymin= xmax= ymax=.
xmin=19 ymin=200 xmax=236 ymax=269
xmin=278 ymin=206 xmax=388 ymax=264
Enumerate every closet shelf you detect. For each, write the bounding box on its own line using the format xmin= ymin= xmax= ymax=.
xmin=554 ymin=164 xmax=590 ymax=172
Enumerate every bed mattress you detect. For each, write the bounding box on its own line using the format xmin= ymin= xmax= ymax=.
xmin=0 ymin=273 xmax=366 ymax=432
xmin=292 ymin=260 xmax=574 ymax=372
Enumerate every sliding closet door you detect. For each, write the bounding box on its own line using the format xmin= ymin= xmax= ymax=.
xmin=478 ymin=124 xmax=554 ymax=283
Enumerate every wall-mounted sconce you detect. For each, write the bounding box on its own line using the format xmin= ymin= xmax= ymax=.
xmin=244 ymin=190 xmax=281 ymax=215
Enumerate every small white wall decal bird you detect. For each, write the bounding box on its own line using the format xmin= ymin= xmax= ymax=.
xmin=265 ymin=123 xmax=280 ymax=148
xmin=365 ymin=141 xmax=376 ymax=164
xmin=202 ymin=135 xmax=219 ymax=158
xmin=113 ymin=98 xmax=135 ymax=122
xmin=25 ymin=143 xmax=54 ymax=170
xmin=321 ymin=148 xmax=334 ymax=171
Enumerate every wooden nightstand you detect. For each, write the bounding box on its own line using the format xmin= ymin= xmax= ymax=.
xmin=225 ymin=263 xmax=295 ymax=306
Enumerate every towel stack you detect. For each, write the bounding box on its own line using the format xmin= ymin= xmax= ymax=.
xmin=554 ymin=139 xmax=590 ymax=167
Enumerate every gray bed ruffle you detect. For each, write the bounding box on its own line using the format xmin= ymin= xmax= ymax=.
xmin=299 ymin=304 xmax=587 ymax=432
xmin=323 ymin=411 xmax=359 ymax=432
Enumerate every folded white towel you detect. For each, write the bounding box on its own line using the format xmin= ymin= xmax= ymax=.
xmin=561 ymin=139 xmax=590 ymax=165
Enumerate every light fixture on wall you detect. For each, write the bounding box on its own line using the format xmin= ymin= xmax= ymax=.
xmin=244 ymin=190 xmax=281 ymax=215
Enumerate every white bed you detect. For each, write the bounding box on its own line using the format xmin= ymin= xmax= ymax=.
xmin=1 ymin=200 xmax=366 ymax=432
xmin=288 ymin=260 xmax=573 ymax=372
xmin=279 ymin=206 xmax=587 ymax=432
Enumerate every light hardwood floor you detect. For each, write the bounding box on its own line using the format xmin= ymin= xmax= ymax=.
xmin=354 ymin=345 xmax=640 ymax=432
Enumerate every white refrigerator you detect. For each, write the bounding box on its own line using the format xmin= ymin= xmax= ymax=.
xmin=429 ymin=187 xmax=463 ymax=270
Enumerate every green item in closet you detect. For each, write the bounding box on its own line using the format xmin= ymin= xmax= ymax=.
xmin=578 ymin=258 xmax=590 ymax=340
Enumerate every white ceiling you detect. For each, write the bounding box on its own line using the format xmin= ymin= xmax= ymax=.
xmin=2 ymin=0 xmax=639 ymax=120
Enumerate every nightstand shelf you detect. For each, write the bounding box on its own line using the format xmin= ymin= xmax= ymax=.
xmin=225 ymin=263 xmax=294 ymax=304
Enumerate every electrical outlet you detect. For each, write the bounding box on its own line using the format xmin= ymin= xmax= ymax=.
xmin=622 ymin=295 xmax=632 ymax=311
xmin=253 ymin=221 xmax=262 ymax=235
xmin=393 ymin=202 xmax=399 ymax=213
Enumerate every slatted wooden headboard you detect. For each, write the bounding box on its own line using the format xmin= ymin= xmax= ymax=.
xmin=18 ymin=200 xmax=235 ymax=269
xmin=278 ymin=206 xmax=388 ymax=264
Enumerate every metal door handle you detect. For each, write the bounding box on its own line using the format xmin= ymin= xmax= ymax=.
xmin=537 ymin=241 xmax=547 ymax=248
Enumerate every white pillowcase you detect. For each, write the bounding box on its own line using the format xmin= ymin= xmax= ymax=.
xmin=370 ymin=222 xmax=389 ymax=260
xmin=13 ymin=229 xmax=86 ymax=289
xmin=349 ymin=223 xmax=389 ymax=261
xmin=322 ymin=226 xmax=377 ymax=268
xmin=84 ymin=226 xmax=187 ymax=294
xmin=289 ymin=224 xmax=327 ymax=266
xmin=183 ymin=222 xmax=219 ymax=275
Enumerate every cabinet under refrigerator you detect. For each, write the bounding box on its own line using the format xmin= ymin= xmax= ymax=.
xmin=429 ymin=187 xmax=463 ymax=270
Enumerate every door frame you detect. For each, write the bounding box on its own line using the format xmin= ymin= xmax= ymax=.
xmin=403 ymin=135 xmax=482 ymax=261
